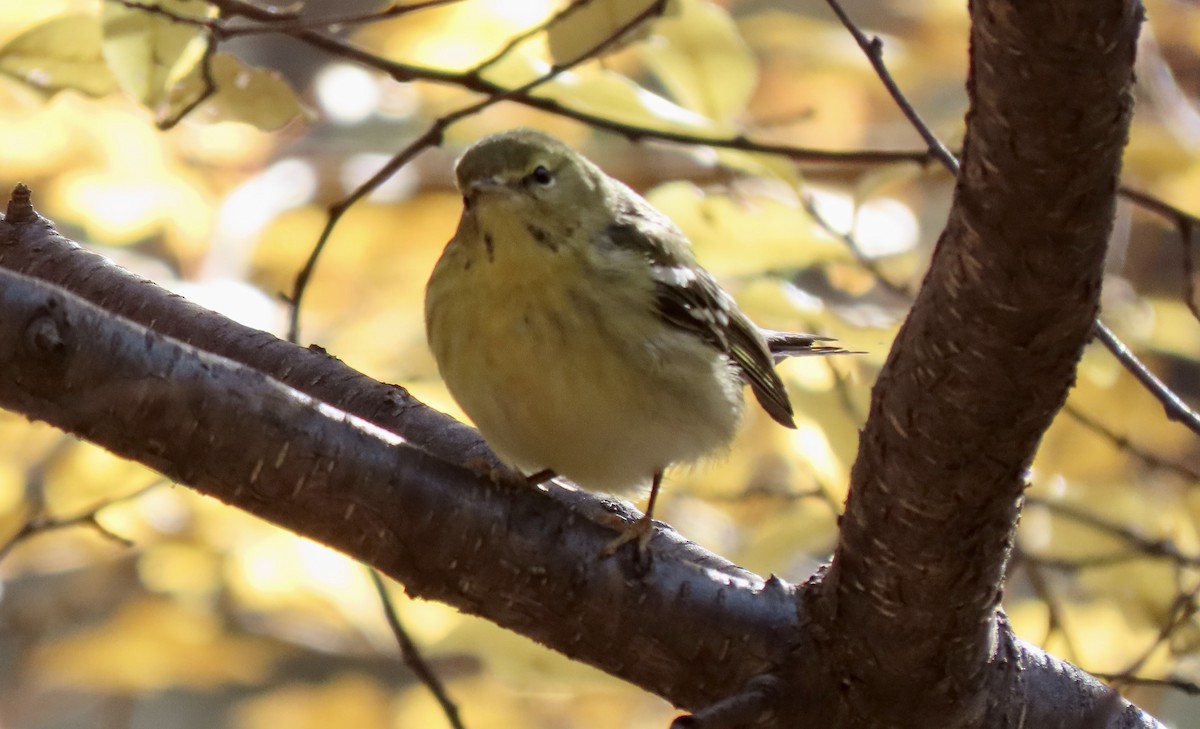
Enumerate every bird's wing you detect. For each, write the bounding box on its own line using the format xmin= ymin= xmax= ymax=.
xmin=603 ymin=217 xmax=797 ymax=429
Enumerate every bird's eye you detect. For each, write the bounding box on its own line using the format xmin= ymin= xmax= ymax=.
xmin=528 ymin=165 xmax=554 ymax=186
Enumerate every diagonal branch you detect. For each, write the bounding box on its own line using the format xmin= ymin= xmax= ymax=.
xmin=823 ymin=0 xmax=1200 ymax=444
xmin=0 ymin=240 xmax=804 ymax=709
xmin=808 ymin=1 xmax=1144 ymax=726
xmin=0 ymin=202 xmax=1164 ymax=726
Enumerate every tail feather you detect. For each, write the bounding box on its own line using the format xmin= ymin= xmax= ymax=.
xmin=762 ymin=329 xmax=858 ymax=361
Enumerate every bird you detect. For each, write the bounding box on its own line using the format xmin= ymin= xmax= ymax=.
xmin=425 ymin=128 xmax=846 ymax=558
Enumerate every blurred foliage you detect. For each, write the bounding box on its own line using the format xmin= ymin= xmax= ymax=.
xmin=0 ymin=0 xmax=1199 ymax=727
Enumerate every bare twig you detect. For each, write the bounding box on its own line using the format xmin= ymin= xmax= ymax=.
xmin=0 ymin=481 xmax=163 ymax=563
xmin=822 ymin=0 xmax=1200 ymax=441
xmin=1119 ymin=185 xmax=1200 ymax=323
xmin=800 ymin=190 xmax=913 ymax=298
xmin=368 ymin=569 xmax=465 ymax=729
xmin=1093 ymin=320 xmax=1200 ymax=436
xmin=472 ymin=0 xmax=591 ymax=75
xmin=670 ymin=674 xmax=781 ymax=728
xmin=200 ymin=0 xmax=929 ymax=167
xmin=1088 ymin=672 xmax=1200 ymax=695
xmin=1012 ymin=550 xmax=1080 ymax=661
xmin=1062 ymin=404 xmax=1200 ymax=482
xmin=821 ymin=0 xmax=960 ymax=174
xmin=1107 ymin=580 xmax=1200 ymax=689
xmin=160 ymin=32 xmax=220 ymax=130
xmin=1024 ymin=496 xmax=1200 ymax=568
xmin=217 ymin=0 xmax=466 ymax=32
xmin=286 ymin=0 xmax=673 ymax=340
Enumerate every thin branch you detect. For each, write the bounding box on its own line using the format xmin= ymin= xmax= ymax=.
xmin=1024 ymin=496 xmax=1200 ymax=568
xmin=216 ymin=0 xmax=467 ymax=32
xmin=824 ymin=349 xmax=867 ymax=426
xmin=472 ymin=0 xmax=590 ymax=75
xmin=822 ymin=0 xmax=1200 ymax=444
xmin=1012 ymin=550 xmax=1080 ymax=661
xmin=160 ymin=31 xmax=220 ymax=130
xmin=369 ymin=569 xmax=465 ymax=729
xmin=821 ymin=0 xmax=960 ymax=174
xmin=285 ymin=0 xmax=674 ymax=340
xmin=1088 ymin=672 xmax=1200 ymax=696
xmin=799 ymin=190 xmax=913 ymax=298
xmin=0 ymin=481 xmax=162 ymax=563
xmin=1019 ymin=551 xmax=1165 ymax=571
xmin=670 ymin=675 xmax=781 ymax=729
xmin=1093 ymin=320 xmax=1200 ymax=436
xmin=1118 ymin=184 xmax=1200 ymax=323
xmin=1107 ymin=580 xmax=1200 ymax=689
xmin=202 ymin=0 xmax=929 ymax=167
xmin=1062 ymin=404 xmax=1200 ymax=482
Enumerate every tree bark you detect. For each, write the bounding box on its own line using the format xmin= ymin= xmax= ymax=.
xmin=0 ymin=241 xmax=1162 ymax=726
xmin=0 ymin=1 xmax=1160 ymax=727
xmin=808 ymin=1 xmax=1144 ymax=727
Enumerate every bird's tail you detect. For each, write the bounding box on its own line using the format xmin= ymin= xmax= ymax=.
xmin=762 ymin=329 xmax=858 ymax=361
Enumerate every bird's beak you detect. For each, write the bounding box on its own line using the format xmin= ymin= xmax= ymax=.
xmin=467 ymin=177 xmax=509 ymax=197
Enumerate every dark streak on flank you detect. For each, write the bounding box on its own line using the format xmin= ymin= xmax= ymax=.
xmin=484 ymin=232 xmax=495 ymax=262
xmin=526 ymin=224 xmax=559 ymax=252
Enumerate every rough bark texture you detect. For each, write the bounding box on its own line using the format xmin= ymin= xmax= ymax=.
xmin=0 ymin=254 xmax=1161 ymax=727
xmin=0 ymin=256 xmax=806 ymax=709
xmin=811 ymin=1 xmax=1143 ymax=727
xmin=0 ymin=205 xmax=494 ymax=471
xmin=0 ymin=1 xmax=1162 ymax=726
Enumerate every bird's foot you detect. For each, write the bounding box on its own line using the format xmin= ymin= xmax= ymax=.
xmin=599 ymin=512 xmax=654 ymax=570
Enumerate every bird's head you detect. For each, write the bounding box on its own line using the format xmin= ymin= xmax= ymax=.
xmin=454 ymin=129 xmax=605 ymax=218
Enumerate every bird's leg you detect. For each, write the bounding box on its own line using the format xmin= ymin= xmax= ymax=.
xmin=601 ymin=470 xmax=662 ymax=560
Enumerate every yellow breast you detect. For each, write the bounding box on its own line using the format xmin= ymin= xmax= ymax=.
xmin=425 ymin=207 xmax=745 ymax=492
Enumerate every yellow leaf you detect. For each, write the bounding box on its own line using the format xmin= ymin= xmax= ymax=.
xmin=177 ymin=53 xmax=308 ymax=131
xmin=546 ymin=0 xmax=679 ymax=66
xmin=44 ymin=442 xmax=161 ymax=517
xmin=713 ymin=147 xmax=804 ymax=189
xmin=477 ymin=47 xmax=542 ymax=88
xmin=1007 ymin=598 xmax=1162 ymax=671
xmin=0 ymin=14 xmax=118 ymax=97
xmin=101 ymin=0 xmax=211 ymax=110
xmin=536 ymin=65 xmax=718 ymax=132
xmin=234 ymin=675 xmax=394 ymax=729
xmin=448 ymin=44 xmax=718 ymax=134
xmin=33 ymin=597 xmax=281 ymax=691
xmin=138 ymin=541 xmax=222 ymax=599
xmin=645 ymin=181 xmax=847 ymax=275
xmin=1145 ymin=298 xmax=1200 ymax=360
xmin=641 ymin=0 xmax=757 ymax=122
xmin=853 ymin=160 xmax=930 ymax=206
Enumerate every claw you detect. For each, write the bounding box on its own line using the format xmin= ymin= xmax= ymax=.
xmin=599 ymin=470 xmax=663 ymax=570
xmin=600 ymin=513 xmax=654 ymax=559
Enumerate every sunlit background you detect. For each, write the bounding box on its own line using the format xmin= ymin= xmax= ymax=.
xmin=2 ymin=0 xmax=1200 ymax=727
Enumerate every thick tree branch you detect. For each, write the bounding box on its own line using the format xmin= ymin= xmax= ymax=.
xmin=0 ymin=0 xmax=1166 ymax=724
xmin=815 ymin=1 xmax=1143 ymax=726
xmin=0 ymin=189 xmax=494 ymax=471
xmin=0 ymin=220 xmax=795 ymax=709
xmin=0 ymin=200 xmax=1163 ymax=727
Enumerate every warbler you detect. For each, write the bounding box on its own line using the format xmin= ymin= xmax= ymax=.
xmin=425 ymin=128 xmax=844 ymax=556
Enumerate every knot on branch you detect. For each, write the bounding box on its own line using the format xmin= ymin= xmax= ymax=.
xmin=4 ymin=184 xmax=36 ymax=225
xmin=24 ymin=308 xmax=66 ymax=360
